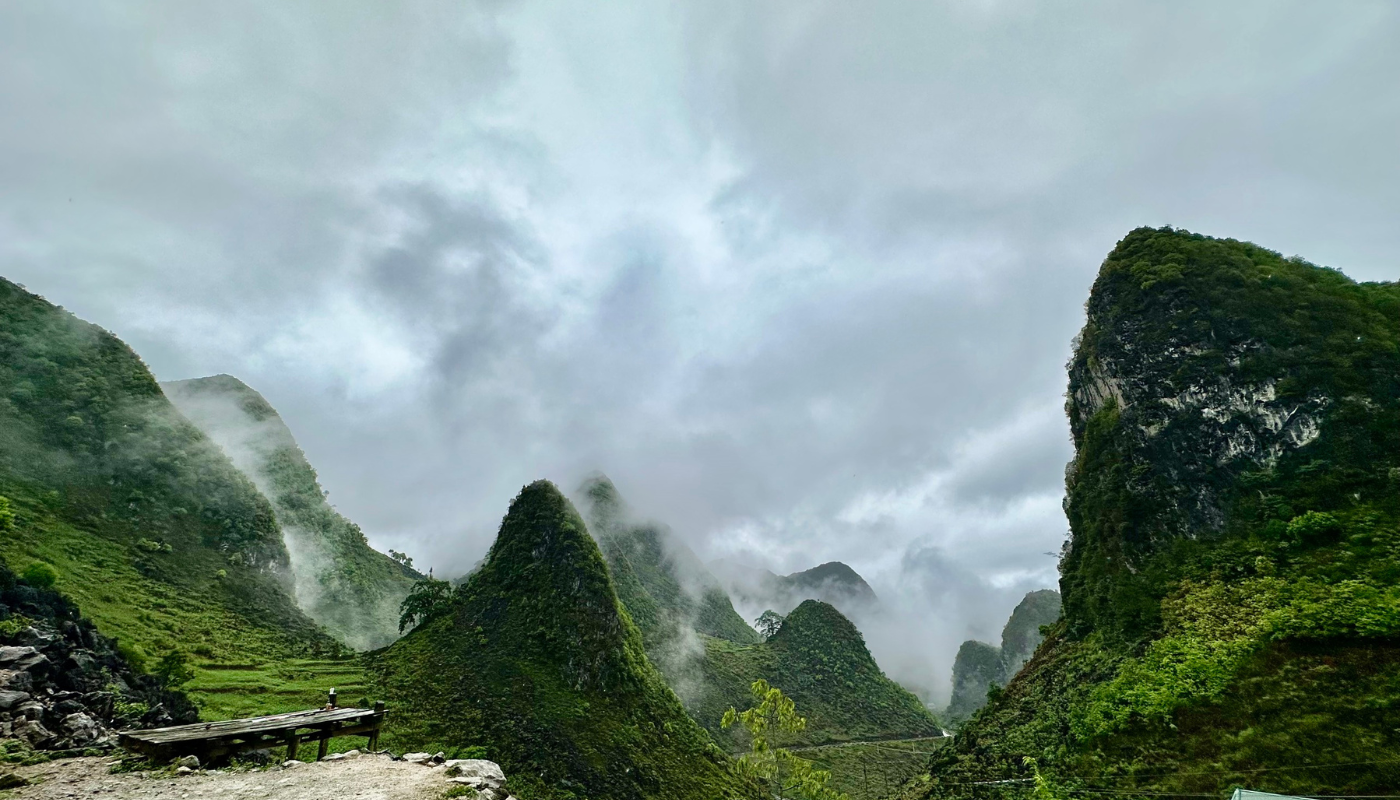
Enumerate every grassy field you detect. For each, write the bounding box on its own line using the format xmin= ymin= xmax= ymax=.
xmin=793 ymin=737 xmax=949 ymax=800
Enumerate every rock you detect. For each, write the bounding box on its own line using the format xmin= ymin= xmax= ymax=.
xmin=402 ymin=752 xmax=433 ymax=763
xmin=342 ymin=749 xmax=360 ymax=758
xmin=0 ymin=669 xmax=32 ymax=692
xmin=0 ymin=772 xmax=30 ymax=790
xmin=10 ymin=652 xmax=51 ymax=678
xmin=15 ymin=700 xmax=43 ymax=720
xmin=0 ymin=646 xmax=38 ymax=665
xmin=0 ymin=690 xmax=30 ymax=711
xmin=444 ymin=759 xmax=506 ymax=788
xmin=11 ymin=716 xmax=54 ymax=747
xmin=61 ymin=712 xmax=103 ymax=746
xmin=177 ymin=755 xmax=200 ymax=770
xmin=432 ymin=752 xmax=446 ymax=764
xmin=176 ymin=766 xmax=193 ymax=775
xmin=283 ymin=759 xmax=305 ymax=769
xmin=323 ymin=753 xmax=347 ymax=761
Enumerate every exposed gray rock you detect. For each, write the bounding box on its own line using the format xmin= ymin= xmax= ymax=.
xmin=0 ymin=690 xmax=30 ymax=711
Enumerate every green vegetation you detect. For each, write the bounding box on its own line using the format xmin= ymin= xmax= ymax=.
xmin=0 ymin=278 xmax=341 ymax=723
xmin=370 ymin=480 xmax=764 ymax=800
xmin=164 ymin=374 xmax=421 ymax=650
xmin=694 ymin=600 xmax=941 ymax=749
xmin=580 ymin=475 xmax=759 ymax=651
xmin=946 ymin=590 xmax=1061 ymax=723
xmin=907 ymin=228 xmax=1400 ymax=799
xmin=398 ymin=575 xmax=453 ymax=633
xmin=794 ymin=739 xmax=946 ymax=800
xmin=722 ymin=680 xmax=847 ymax=800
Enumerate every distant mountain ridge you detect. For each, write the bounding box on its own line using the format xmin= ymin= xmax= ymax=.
xmin=945 ymin=589 xmax=1061 ymax=722
xmin=578 ymin=475 xmax=758 ymax=658
xmin=692 ymin=598 xmax=943 ymax=749
xmin=163 ymin=374 xmax=420 ymax=649
xmin=710 ymin=558 xmax=882 ymax=623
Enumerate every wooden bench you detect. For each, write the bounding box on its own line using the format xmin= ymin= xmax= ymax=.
xmin=118 ymin=694 xmax=386 ymax=765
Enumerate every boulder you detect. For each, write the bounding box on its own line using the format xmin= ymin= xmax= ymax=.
xmin=0 ymin=690 xmax=30 ymax=711
xmin=0 ymin=646 xmax=37 ymax=665
xmin=444 ymin=759 xmax=506 ymax=788
xmin=402 ymin=752 xmax=433 ymax=764
xmin=177 ymin=755 xmax=200 ymax=770
xmin=61 ymin=712 xmax=103 ymax=746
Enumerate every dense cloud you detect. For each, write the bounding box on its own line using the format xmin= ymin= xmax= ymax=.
xmin=3 ymin=0 xmax=1397 ymax=700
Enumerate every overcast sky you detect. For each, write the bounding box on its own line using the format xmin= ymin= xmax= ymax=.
xmin=3 ymin=1 xmax=1397 ymax=698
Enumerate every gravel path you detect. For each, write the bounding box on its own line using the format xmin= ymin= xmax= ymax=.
xmin=5 ymin=754 xmax=458 ymax=800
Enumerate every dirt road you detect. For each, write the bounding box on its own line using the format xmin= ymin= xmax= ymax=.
xmin=5 ymin=754 xmax=459 ymax=800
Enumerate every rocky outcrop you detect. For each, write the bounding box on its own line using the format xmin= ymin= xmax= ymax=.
xmin=1 ymin=563 xmax=196 ymax=753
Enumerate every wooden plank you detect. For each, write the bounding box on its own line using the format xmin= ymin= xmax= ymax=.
xmin=124 ymin=709 xmax=377 ymax=744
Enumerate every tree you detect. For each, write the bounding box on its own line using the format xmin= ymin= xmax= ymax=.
xmin=1023 ymin=757 xmax=1064 ymax=800
xmin=398 ymin=576 xmax=452 ymax=633
xmin=153 ymin=651 xmax=196 ymax=688
xmin=722 ymin=680 xmax=848 ymax=800
xmin=388 ymin=549 xmax=415 ymax=569
xmin=755 ymin=610 xmax=785 ymax=640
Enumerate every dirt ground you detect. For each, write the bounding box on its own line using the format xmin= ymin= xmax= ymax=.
xmin=4 ymin=754 xmax=461 ymax=800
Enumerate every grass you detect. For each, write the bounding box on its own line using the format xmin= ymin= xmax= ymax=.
xmin=794 ymin=738 xmax=948 ymax=800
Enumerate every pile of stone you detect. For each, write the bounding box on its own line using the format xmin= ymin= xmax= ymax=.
xmin=0 ymin=619 xmax=195 ymax=752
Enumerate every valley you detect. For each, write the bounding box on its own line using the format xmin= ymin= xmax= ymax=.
xmin=3 ymin=226 xmax=1398 ymax=800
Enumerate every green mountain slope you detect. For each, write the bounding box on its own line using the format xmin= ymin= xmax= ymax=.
xmin=908 ymin=227 xmax=1400 ymax=798
xmin=0 ymin=278 xmax=337 ymax=690
xmin=945 ymin=590 xmax=1061 ymax=723
xmin=162 ymin=374 xmax=420 ymax=649
xmin=694 ymin=600 xmax=942 ymax=749
xmin=368 ymin=480 xmax=762 ymax=800
xmin=579 ymin=475 xmax=758 ymax=665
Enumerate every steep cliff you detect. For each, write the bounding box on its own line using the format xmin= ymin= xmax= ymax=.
xmin=907 ymin=227 xmax=1400 ymax=798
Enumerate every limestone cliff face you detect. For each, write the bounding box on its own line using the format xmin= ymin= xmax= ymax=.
xmin=1060 ymin=226 xmax=1399 ymax=638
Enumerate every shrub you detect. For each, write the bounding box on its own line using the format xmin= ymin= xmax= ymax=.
xmin=19 ymin=562 xmax=58 ymax=589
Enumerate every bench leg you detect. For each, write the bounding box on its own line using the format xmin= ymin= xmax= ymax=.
xmin=367 ymin=727 xmax=380 ymax=753
xmin=285 ymin=733 xmax=299 ymax=762
xmin=317 ymin=736 xmax=329 ymax=761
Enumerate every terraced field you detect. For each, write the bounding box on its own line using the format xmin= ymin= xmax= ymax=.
xmin=793 ymin=736 xmax=949 ymax=800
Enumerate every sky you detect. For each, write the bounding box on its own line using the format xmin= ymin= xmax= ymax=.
xmin=2 ymin=1 xmax=1397 ymax=700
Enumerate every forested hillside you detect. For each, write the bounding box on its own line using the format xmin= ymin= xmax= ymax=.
xmin=694 ymin=600 xmax=941 ymax=749
xmin=907 ymin=227 xmax=1400 ymax=798
xmin=578 ymin=475 xmax=757 ymax=663
xmin=0 ymin=279 xmax=336 ymax=682
xmin=369 ymin=480 xmax=764 ymax=800
xmin=945 ymin=590 xmax=1061 ymax=722
xmin=164 ymin=375 xmax=420 ymax=649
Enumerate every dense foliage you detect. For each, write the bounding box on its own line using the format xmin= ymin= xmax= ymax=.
xmin=164 ymin=375 xmax=420 ymax=649
xmin=695 ymin=601 xmax=941 ymax=749
xmin=722 ymin=680 xmax=848 ymax=800
xmin=0 ymin=278 xmax=336 ymax=674
xmin=906 ymin=228 xmax=1400 ymax=799
xmin=370 ymin=480 xmax=764 ymax=800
